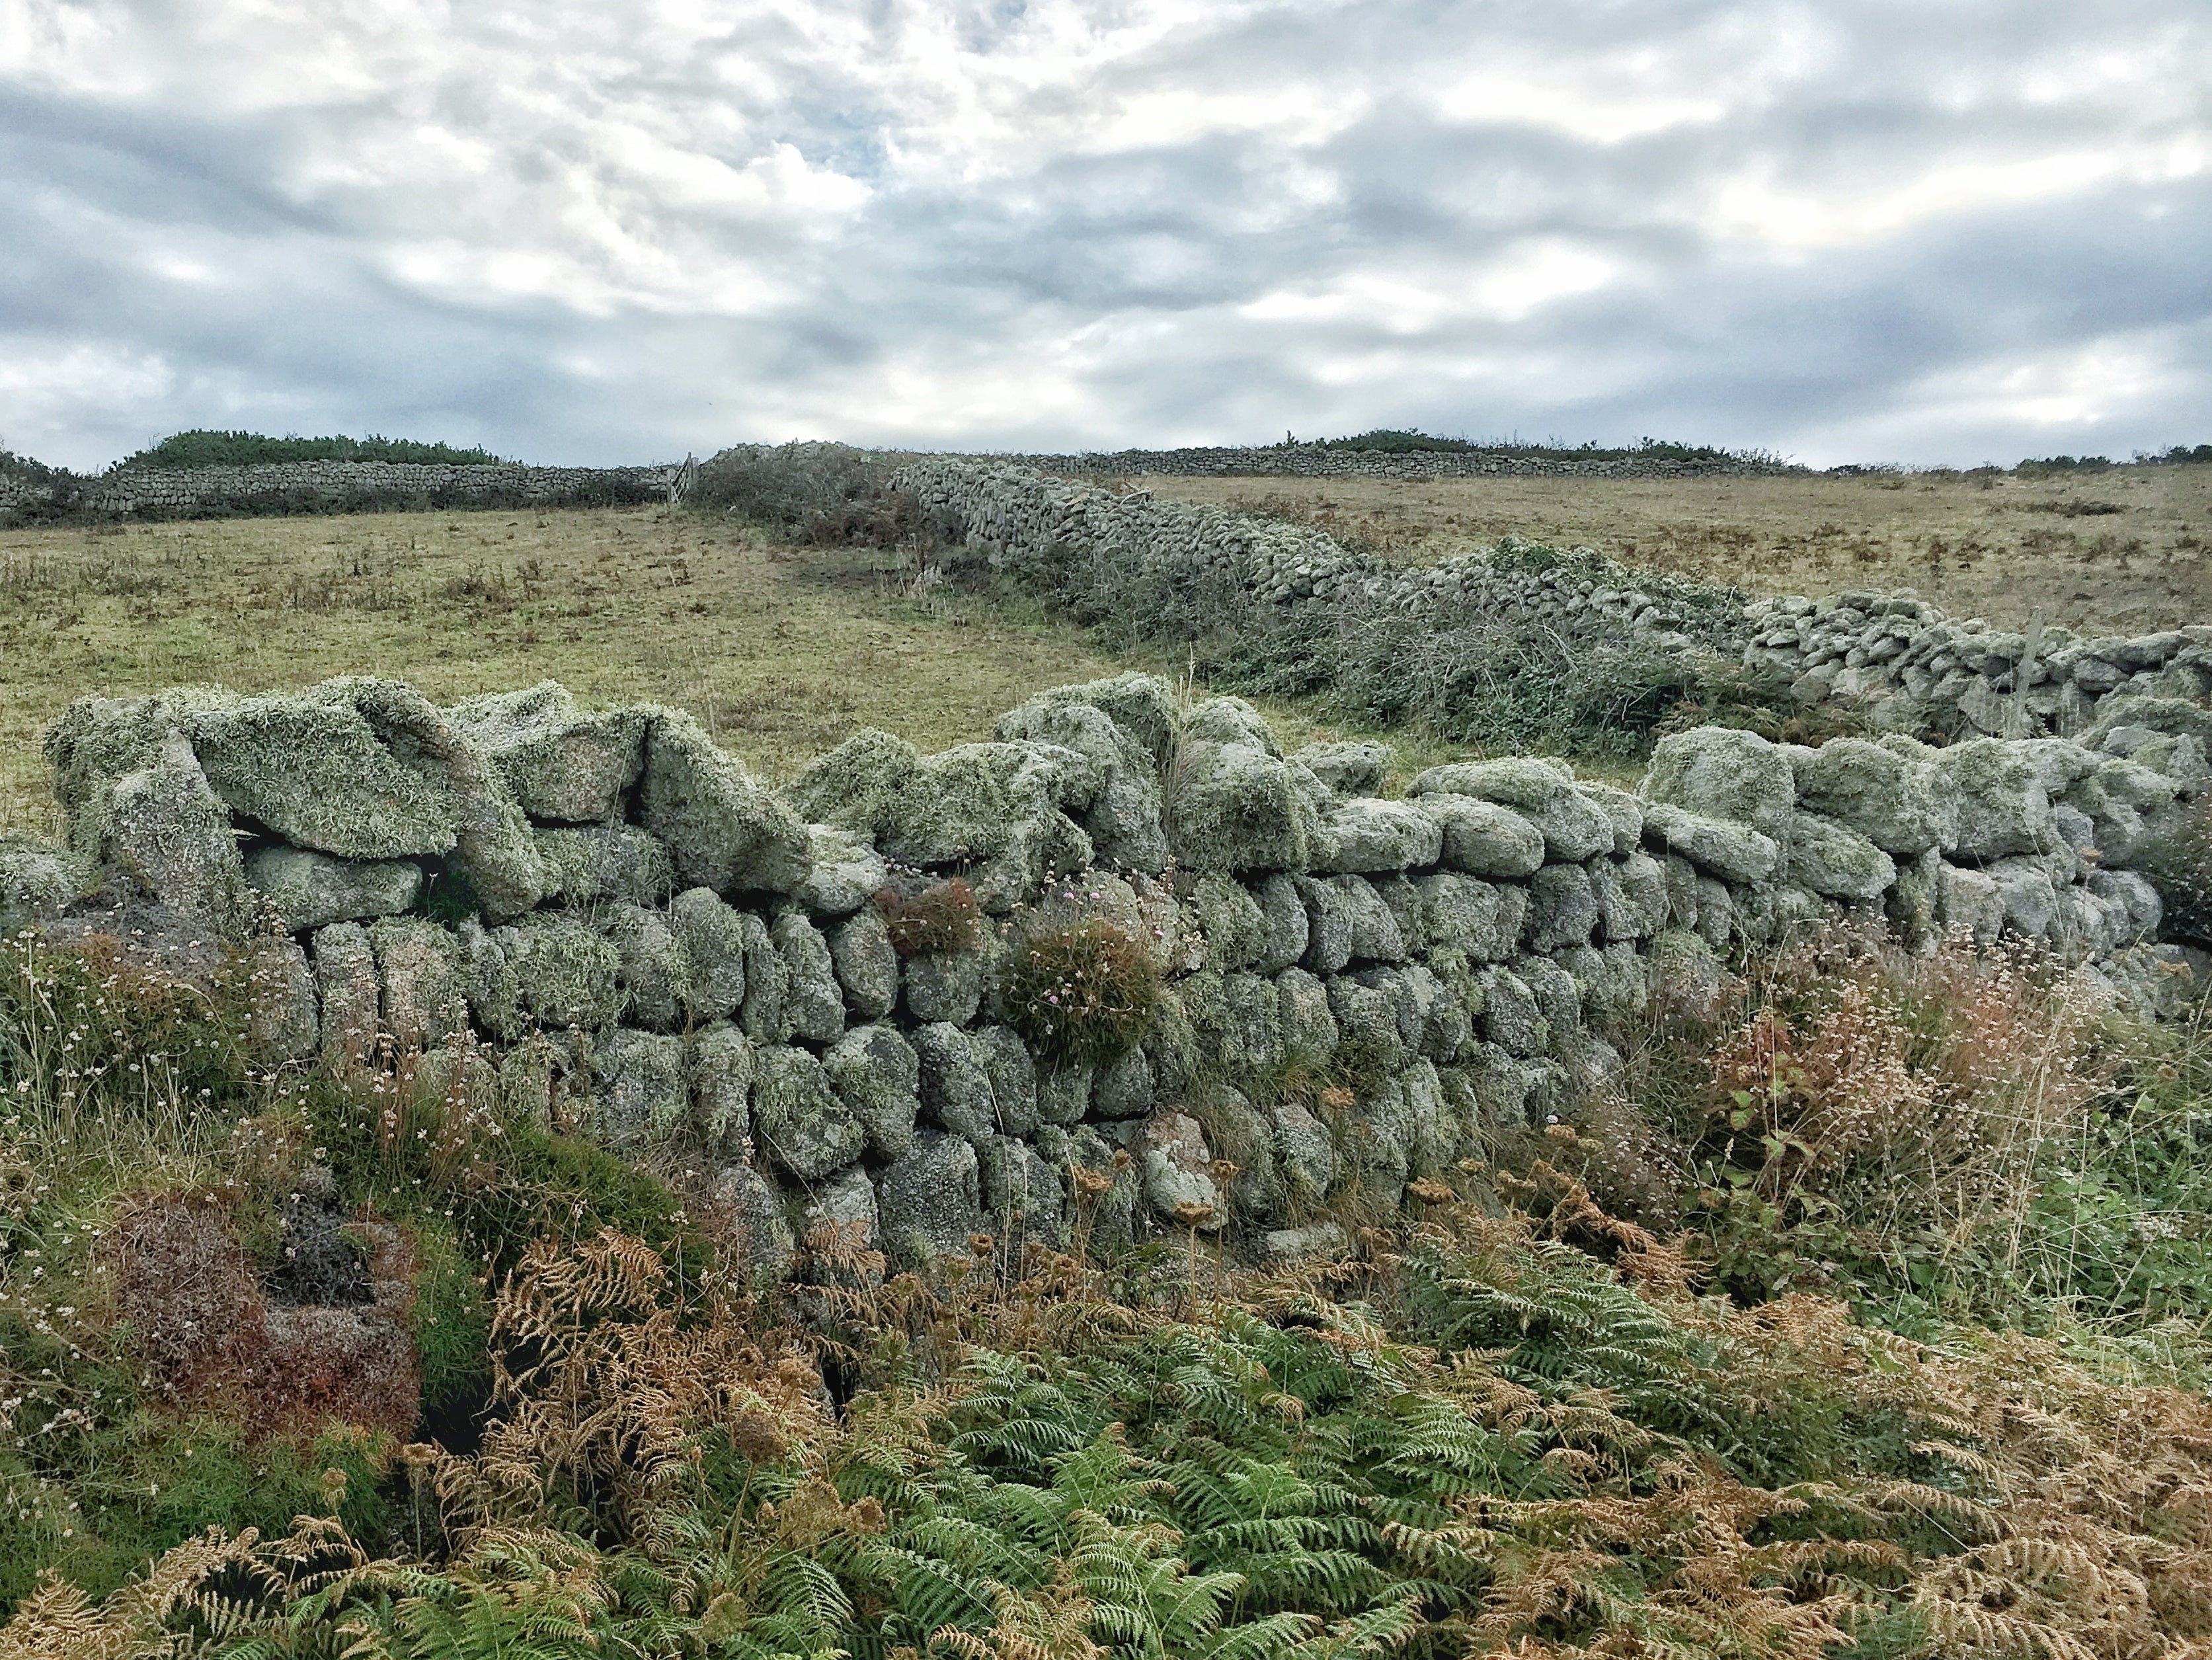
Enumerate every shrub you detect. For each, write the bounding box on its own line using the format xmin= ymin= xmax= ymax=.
xmin=996 ymin=915 xmax=1161 ymax=1066
xmin=694 ymin=441 xmax=917 ymax=547
xmin=2131 ymin=796 xmax=2212 ymax=946
xmin=118 ymin=430 xmax=504 ymax=468
xmin=875 ymin=877 xmax=982 ymax=957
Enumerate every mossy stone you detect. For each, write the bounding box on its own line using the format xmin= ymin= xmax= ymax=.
xmin=824 ymin=1023 xmax=922 ymax=1160
xmin=245 ymin=846 xmax=420 ymax=932
xmin=0 ymin=833 xmax=95 ymax=931
xmin=772 ymin=911 xmax=844 ymax=1043
xmin=671 ymin=887 xmax=748 ymax=1021
xmin=449 ymin=682 xmax=646 ymax=824
xmin=689 ymin=1023 xmax=754 ymax=1156
xmin=637 ymin=708 xmax=812 ymax=896
xmin=594 ymin=1028 xmax=688 ymax=1148
xmin=602 ymin=902 xmax=694 ymax=1033
xmin=750 ymin=1046 xmax=865 ymax=1179
xmin=534 ymin=825 xmax=676 ymax=905
xmin=829 ymin=906 xmax=898 ymax=1021
xmin=104 ymin=734 xmax=247 ymax=929
xmin=368 ymin=917 xmax=467 ymax=1049
xmin=782 ymin=727 xmax=919 ymax=834
xmin=497 ymin=914 xmax=625 ymax=1033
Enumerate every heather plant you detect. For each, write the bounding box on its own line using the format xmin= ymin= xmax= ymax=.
xmin=994 ymin=890 xmax=1164 ymax=1066
xmin=875 ymin=876 xmax=984 ymax=958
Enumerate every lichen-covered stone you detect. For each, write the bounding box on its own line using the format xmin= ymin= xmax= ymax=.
xmin=1296 ymin=874 xmax=1403 ymax=973
xmin=1309 ymin=797 xmax=1443 ymax=874
xmin=668 ymin=887 xmax=747 ymax=1021
xmin=1418 ymin=872 xmax=1524 ymax=961
xmin=369 ymin=918 xmax=467 ymax=1048
xmin=449 ymin=683 xmax=646 ymax=824
xmin=1327 ymin=971 xmax=1413 ymax=1072
xmin=245 ymin=934 xmax=319 ymax=1062
xmin=1275 ymin=966 xmax=1339 ymax=1059
xmin=690 ymin=1023 xmax=754 ymax=1154
xmin=772 ymin=911 xmax=844 ymax=1043
xmin=2089 ymin=868 xmax=2164 ymax=945
xmin=0 ymin=833 xmax=94 ymax=931
xmin=973 ymin=1025 xmax=1040 ymax=1138
xmin=903 ymin=945 xmax=988 ymax=1025
xmin=102 ymin=734 xmax=247 ymax=928
xmin=1292 ymin=740 xmax=1392 ymax=796
xmin=312 ymin=922 xmax=380 ymax=1058
xmin=1037 ymin=1060 xmax=1092 ymax=1126
xmin=1987 ymin=858 xmax=2060 ymax=940
xmin=913 ymin=1021 xmax=996 ymax=1143
xmin=1090 ymin=1045 xmax=1155 ymax=1119
xmin=877 ymin=1130 xmax=985 ymax=1269
xmin=1411 ymin=794 xmax=1547 ymax=879
xmin=824 ymin=1023 xmax=922 ymax=1160
xmin=1790 ymin=738 xmax=1959 ymax=856
xmin=799 ymin=1166 xmax=881 ymax=1260
xmin=736 ymin=911 xmax=789 ymax=1043
xmin=1189 ymin=873 xmax=1269 ymax=971
xmin=1934 ymin=739 xmax=2056 ymax=861
xmin=879 ymin=741 xmax=1096 ymax=873
xmin=1478 ymin=966 xmax=1544 ymax=1056
xmin=996 ymin=692 xmax=1169 ymax=872
xmin=794 ymin=824 xmax=889 ymax=917
xmin=1140 ymin=1111 xmax=1222 ymax=1230
xmin=1271 ymin=1098 xmax=1336 ymax=1202
xmin=829 ymin=905 xmax=898 ymax=1020
xmin=750 ymin=1046 xmax=865 ymax=1178
xmin=1641 ymin=802 xmax=1781 ymax=885
xmin=1167 ymin=699 xmax=1322 ymax=873
xmin=498 ymin=914 xmax=625 ymax=1032
xmin=1785 ymin=812 xmax=1897 ymax=900
xmin=783 ymin=728 xmax=920 ymax=833
xmin=638 ymin=708 xmax=811 ymax=896
xmin=1527 ymin=864 xmax=1599 ymax=953
xmin=602 ymin=903 xmax=694 ymax=1032
xmin=1252 ymin=873 xmax=1310 ymax=973
xmin=1579 ymin=783 xmax=1645 ymax=855
xmin=1599 ymin=851 xmax=1669 ymax=941
xmin=711 ymin=1162 xmax=795 ymax=1289
xmin=1642 ymin=726 xmax=1796 ymax=838
xmin=594 ymin=1028 xmax=687 ymax=1148
xmin=979 ymin=1134 xmax=1067 ymax=1245
xmin=244 ymin=846 xmax=420 ymax=932
xmin=534 ymin=825 xmax=676 ymax=906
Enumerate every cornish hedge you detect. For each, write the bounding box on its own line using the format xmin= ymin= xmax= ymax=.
xmin=5 ymin=670 xmax=2206 ymax=1288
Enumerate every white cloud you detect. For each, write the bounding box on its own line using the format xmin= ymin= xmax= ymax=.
xmin=0 ymin=0 xmax=2207 ymax=470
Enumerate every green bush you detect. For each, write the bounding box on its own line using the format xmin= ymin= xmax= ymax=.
xmin=120 ymin=430 xmax=504 ymax=469
xmin=996 ymin=914 xmax=1161 ymax=1066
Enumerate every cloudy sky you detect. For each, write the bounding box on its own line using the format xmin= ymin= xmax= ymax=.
xmin=2 ymin=1 xmax=2206 ymax=471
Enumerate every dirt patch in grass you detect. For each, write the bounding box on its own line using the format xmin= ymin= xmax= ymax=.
xmin=1134 ymin=463 xmax=2212 ymax=636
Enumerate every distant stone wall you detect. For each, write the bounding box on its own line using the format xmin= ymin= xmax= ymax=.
xmin=895 ymin=457 xmax=2212 ymax=742
xmin=5 ymin=671 xmax=2204 ymax=1283
xmin=0 ymin=459 xmax=672 ymax=522
xmin=1010 ymin=444 xmax=1802 ymax=481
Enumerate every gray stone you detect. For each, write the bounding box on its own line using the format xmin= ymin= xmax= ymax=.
xmin=979 ymin=1134 xmax=1066 ymax=1246
xmin=1790 ymin=738 xmax=1959 ymax=856
xmin=312 ymin=921 xmax=381 ymax=1059
xmin=773 ymin=911 xmax=845 ymax=1043
xmin=1418 ymin=872 xmax=1525 ymax=961
xmin=369 ymin=918 xmax=467 ymax=1049
xmin=1694 ymin=876 xmax=1735 ymax=949
xmin=736 ymin=911 xmax=789 ymax=1043
xmin=793 ymin=823 xmax=889 ymax=918
xmin=1297 ymin=873 xmax=1404 ymax=972
xmin=996 ymin=691 xmax=1169 ymax=873
xmin=594 ymin=1028 xmax=688 ymax=1148
xmin=1641 ymin=802 xmax=1781 ymax=885
xmin=828 ymin=905 xmax=899 ymax=1021
xmin=106 ymin=733 xmax=247 ymax=928
xmin=245 ymin=934 xmax=319 ymax=1062
xmin=1411 ymin=756 xmax=1572 ymax=809
xmin=1642 ymin=726 xmax=1796 ymax=838
xmin=2089 ymin=867 xmax=2163 ymax=945
xmin=602 ymin=902 xmax=693 ymax=1032
xmin=750 ymin=1046 xmax=865 ymax=1178
xmin=1140 ymin=1111 xmax=1222 ymax=1230
xmin=1579 ymin=783 xmax=1645 ymax=855
xmin=1260 ymin=1221 xmax=1349 ymax=1262
xmin=497 ymin=914 xmax=625 ymax=1033
xmin=1291 ymin=740 xmax=1392 ymax=796
xmin=1478 ymin=967 xmax=1545 ymax=1057
xmin=1526 ymin=863 xmax=1599 ymax=953
xmin=670 ymin=887 xmax=748 ymax=1021
xmin=1271 ymin=1099 xmax=1337 ymax=1202
xmin=450 ymin=682 xmax=646 ymax=824
xmin=799 ymin=1166 xmax=881 ymax=1259
xmin=1166 ymin=699 xmax=1321 ymax=873
xmin=534 ymin=824 xmax=676 ymax=906
xmin=244 ymin=846 xmax=420 ymax=933
xmin=903 ymin=945 xmax=988 ymax=1025
xmin=1987 ymin=858 xmax=2060 ymax=940
xmin=712 ymin=1162 xmax=795 ymax=1289
xmin=638 ymin=708 xmax=812 ymax=896
xmin=973 ymin=1024 xmax=1040 ymax=1138
xmin=1411 ymin=794 xmax=1547 ymax=879
xmin=1037 ymin=1060 xmax=1093 ymax=1126
xmin=689 ymin=1023 xmax=754 ymax=1156
xmin=1252 ymin=873 xmax=1310 ymax=972
xmin=783 ymin=728 xmax=919 ymax=836
xmin=824 ymin=1023 xmax=922 ymax=1160
xmin=0 ymin=834 xmax=94 ymax=931
xmin=1935 ymin=739 xmax=2057 ymax=861
xmin=1308 ymin=798 xmax=1443 ymax=874
xmin=1936 ymin=862 xmax=2006 ymax=943
xmin=1785 ymin=812 xmax=1897 ymax=900
xmin=1598 ymin=851 xmax=1669 ymax=941
xmin=1189 ymin=873 xmax=1268 ymax=971
xmin=876 ymin=1130 xmax=986 ymax=1268
xmin=1327 ymin=971 xmax=1412 ymax=1072
xmin=1090 ymin=1045 xmax=1156 ymax=1119
xmin=1275 ymin=966 xmax=1339 ymax=1059
xmin=1371 ymin=873 xmax=1428 ymax=955
xmin=1403 ymin=962 xmax=1472 ymax=1060
xmin=913 ymin=1021 xmax=996 ymax=1142
xmin=876 ymin=741 xmax=1096 ymax=901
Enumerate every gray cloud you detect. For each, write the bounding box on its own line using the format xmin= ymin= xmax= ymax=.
xmin=1 ymin=0 xmax=2206 ymax=469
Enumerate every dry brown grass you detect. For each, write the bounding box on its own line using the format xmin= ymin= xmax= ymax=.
xmin=1138 ymin=463 xmax=2212 ymax=637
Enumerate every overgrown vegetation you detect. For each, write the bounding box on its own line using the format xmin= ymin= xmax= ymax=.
xmin=1301 ymin=428 xmax=1786 ymax=467
xmin=118 ymin=432 xmax=506 ymax=469
xmin=996 ymin=914 xmax=1162 ymax=1066
xmin=5 ymin=908 xmax=2212 ymax=1654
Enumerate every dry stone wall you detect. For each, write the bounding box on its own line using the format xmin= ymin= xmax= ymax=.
xmin=896 ymin=458 xmax=2212 ymax=742
xmin=3 ymin=672 xmax=2203 ymax=1282
xmin=0 ymin=459 xmax=670 ymax=521
xmin=1009 ymin=445 xmax=1799 ymax=480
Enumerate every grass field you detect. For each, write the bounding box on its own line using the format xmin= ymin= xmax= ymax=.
xmin=1138 ymin=462 xmax=2212 ymax=635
